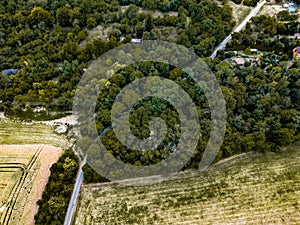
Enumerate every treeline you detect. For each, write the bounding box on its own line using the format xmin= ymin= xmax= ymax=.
xmin=34 ymin=148 xmax=79 ymax=225
xmin=82 ymin=164 xmax=110 ymax=183
xmin=119 ymin=0 xmax=260 ymax=10
xmin=4 ymin=104 xmax=69 ymax=121
xmin=231 ymin=0 xmax=260 ymax=6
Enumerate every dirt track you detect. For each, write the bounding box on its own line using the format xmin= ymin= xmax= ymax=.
xmin=0 ymin=145 xmax=62 ymax=225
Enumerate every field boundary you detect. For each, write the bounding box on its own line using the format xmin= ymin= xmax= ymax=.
xmin=74 ymin=144 xmax=300 ymax=224
xmin=82 ymin=151 xmax=260 ymax=189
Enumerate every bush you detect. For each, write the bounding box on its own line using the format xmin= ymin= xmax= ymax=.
xmin=232 ymin=0 xmax=242 ymax=4
xmin=243 ymin=0 xmax=259 ymax=6
xmin=277 ymin=11 xmax=298 ymax=21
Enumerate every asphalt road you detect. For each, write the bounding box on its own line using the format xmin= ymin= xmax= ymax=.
xmin=63 ymin=156 xmax=86 ymax=225
xmin=210 ymin=0 xmax=266 ymax=59
xmin=64 ymin=125 xmax=112 ymax=225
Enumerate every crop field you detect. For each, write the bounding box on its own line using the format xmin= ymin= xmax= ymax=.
xmin=74 ymin=143 xmax=300 ymax=224
xmin=0 ymin=145 xmax=62 ymax=225
xmin=0 ymin=118 xmax=65 ymax=225
xmin=0 ymin=171 xmax=23 ymax=208
xmin=0 ymin=119 xmax=67 ymax=147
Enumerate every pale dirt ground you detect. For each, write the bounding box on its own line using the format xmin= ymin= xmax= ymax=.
xmin=0 ymin=145 xmax=62 ymax=225
xmin=257 ymin=4 xmax=286 ymax=17
xmin=40 ymin=114 xmax=78 ymax=126
xmin=222 ymin=1 xmax=252 ymax=25
xmin=0 ymin=112 xmax=7 ymax=119
xmin=0 ymin=113 xmax=77 ymax=126
xmin=26 ymin=145 xmax=62 ymax=225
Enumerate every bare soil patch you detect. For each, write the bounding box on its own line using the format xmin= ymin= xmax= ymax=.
xmin=0 ymin=112 xmax=7 ymax=119
xmin=257 ymin=4 xmax=285 ymax=17
xmin=120 ymin=6 xmax=178 ymax=17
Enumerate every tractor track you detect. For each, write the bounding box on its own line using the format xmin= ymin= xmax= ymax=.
xmin=1 ymin=146 xmax=42 ymax=225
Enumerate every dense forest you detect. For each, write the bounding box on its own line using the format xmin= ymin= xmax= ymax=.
xmin=0 ymin=0 xmax=235 ymax=116
xmin=80 ymin=52 xmax=300 ymax=176
xmin=226 ymin=15 xmax=300 ymax=55
xmin=1 ymin=0 xmax=300 ymax=223
xmin=1 ymin=0 xmax=300 ymax=170
xmin=1 ymin=0 xmax=300 ymax=199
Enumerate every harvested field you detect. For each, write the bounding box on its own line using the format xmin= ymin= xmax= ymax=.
xmin=0 ymin=116 xmax=67 ymax=224
xmin=74 ymin=143 xmax=300 ymax=224
xmin=0 ymin=145 xmax=62 ymax=225
xmin=0 ymin=119 xmax=67 ymax=147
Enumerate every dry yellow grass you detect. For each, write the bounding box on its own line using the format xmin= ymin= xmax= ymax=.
xmin=74 ymin=143 xmax=300 ymax=224
xmin=0 ymin=145 xmax=62 ymax=225
xmin=0 ymin=119 xmax=67 ymax=147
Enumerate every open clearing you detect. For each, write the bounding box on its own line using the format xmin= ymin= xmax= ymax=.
xmin=227 ymin=1 xmax=252 ymax=25
xmin=0 ymin=145 xmax=62 ymax=225
xmin=257 ymin=4 xmax=285 ymax=17
xmin=74 ymin=143 xmax=300 ymax=224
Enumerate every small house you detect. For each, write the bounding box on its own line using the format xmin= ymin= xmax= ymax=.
xmin=283 ymin=3 xmax=289 ymax=8
xmin=234 ymin=58 xmax=245 ymax=65
xmin=131 ymin=38 xmax=141 ymax=43
xmin=250 ymin=49 xmax=259 ymax=53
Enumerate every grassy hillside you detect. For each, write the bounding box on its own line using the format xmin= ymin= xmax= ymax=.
xmin=0 ymin=119 xmax=67 ymax=147
xmin=74 ymin=143 xmax=300 ymax=224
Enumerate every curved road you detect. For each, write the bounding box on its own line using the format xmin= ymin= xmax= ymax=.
xmin=210 ymin=0 xmax=266 ymax=59
xmin=64 ymin=2 xmax=266 ymax=224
